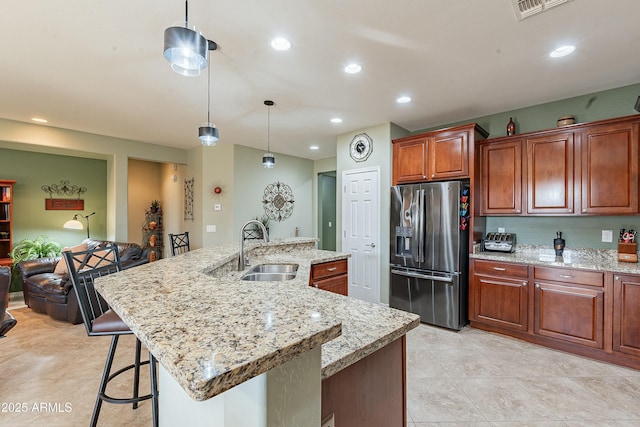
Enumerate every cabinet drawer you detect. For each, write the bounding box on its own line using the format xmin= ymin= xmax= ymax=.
xmin=311 ymin=274 xmax=348 ymax=296
xmin=311 ymin=259 xmax=348 ymax=280
xmin=472 ymin=259 xmax=528 ymax=279
xmin=534 ymin=266 xmax=603 ymax=287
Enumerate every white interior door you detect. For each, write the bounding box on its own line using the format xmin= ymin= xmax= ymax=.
xmin=342 ymin=167 xmax=380 ymax=303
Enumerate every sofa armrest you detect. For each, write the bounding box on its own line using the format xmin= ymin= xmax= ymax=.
xmin=16 ymin=257 xmax=61 ymax=278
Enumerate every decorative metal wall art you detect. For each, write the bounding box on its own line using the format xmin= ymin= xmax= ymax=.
xmin=41 ymin=180 xmax=87 ymax=210
xmin=263 ymin=181 xmax=295 ymax=222
xmin=184 ymin=178 xmax=194 ymax=221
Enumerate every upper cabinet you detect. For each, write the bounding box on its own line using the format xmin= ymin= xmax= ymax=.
xmin=392 ymin=124 xmax=488 ymax=185
xmin=526 ymin=132 xmax=575 ymax=215
xmin=580 ymin=121 xmax=639 ymax=214
xmin=479 ymin=139 xmax=523 ymax=215
xmin=477 ymin=115 xmax=640 ymax=216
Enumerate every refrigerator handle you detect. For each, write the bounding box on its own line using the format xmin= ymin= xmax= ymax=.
xmin=391 ymin=269 xmax=454 ymax=283
xmin=419 ymin=189 xmax=425 ymax=262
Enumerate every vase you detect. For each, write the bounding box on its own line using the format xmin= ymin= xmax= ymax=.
xmin=507 ymin=118 xmax=516 ymax=136
xmin=149 ymin=234 xmax=157 ymax=247
xmin=149 ymin=251 xmax=157 ymax=262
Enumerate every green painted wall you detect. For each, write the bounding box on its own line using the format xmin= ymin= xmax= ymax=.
xmin=0 ymin=147 xmax=107 ymax=248
xmin=233 ymin=145 xmax=314 ymax=241
xmin=416 ymin=83 xmax=640 ymax=249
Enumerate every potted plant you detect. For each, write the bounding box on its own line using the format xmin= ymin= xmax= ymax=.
xmin=10 ymin=235 xmax=63 ymax=268
xmin=150 ymin=199 xmax=160 ymax=213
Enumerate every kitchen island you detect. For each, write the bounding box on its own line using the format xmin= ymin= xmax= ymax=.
xmin=95 ymin=238 xmax=419 ymax=427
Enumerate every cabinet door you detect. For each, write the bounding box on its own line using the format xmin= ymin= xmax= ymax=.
xmin=311 ymin=274 xmax=348 ymax=296
xmin=580 ymin=121 xmax=639 ymax=214
xmin=526 ymin=132 xmax=575 ymax=214
xmin=392 ymin=137 xmax=428 ymax=184
xmin=479 ymin=139 xmax=523 ymax=215
xmin=613 ymin=274 xmax=640 ymax=357
xmin=534 ymin=281 xmax=604 ymax=349
xmin=428 ymin=130 xmax=469 ymax=180
xmin=471 ymin=274 xmax=528 ymax=332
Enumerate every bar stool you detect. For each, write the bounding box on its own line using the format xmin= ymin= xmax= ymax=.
xmin=169 ymin=232 xmax=190 ymax=256
xmin=64 ymin=245 xmax=158 ymax=427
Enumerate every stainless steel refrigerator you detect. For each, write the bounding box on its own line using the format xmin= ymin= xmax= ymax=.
xmin=389 ymin=180 xmax=469 ymax=330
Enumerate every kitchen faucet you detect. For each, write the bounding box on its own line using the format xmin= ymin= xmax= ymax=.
xmin=239 ymin=220 xmax=269 ymax=269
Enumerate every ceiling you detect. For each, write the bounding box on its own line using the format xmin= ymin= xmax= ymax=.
xmin=1 ymin=0 xmax=639 ymax=161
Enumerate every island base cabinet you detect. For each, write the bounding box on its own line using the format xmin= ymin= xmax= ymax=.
xmin=534 ymin=282 xmax=604 ymax=349
xmin=322 ymin=336 xmax=406 ymax=427
xmin=613 ymin=274 xmax=640 ymax=357
xmin=159 ymin=347 xmax=322 ymax=427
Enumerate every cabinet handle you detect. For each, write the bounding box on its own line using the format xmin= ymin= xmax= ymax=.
xmin=327 ymin=267 xmax=338 ymax=272
xmin=515 ymin=209 xmax=521 ymax=213
xmin=559 ymin=274 xmax=573 ymax=279
xmin=313 ymin=283 xmax=319 ymax=288
xmin=493 ymin=267 xmax=506 ymax=271
xmin=432 ymin=174 xmax=435 ymax=178
xmin=582 ymin=209 xmax=587 ymax=212
xmin=535 ymin=283 xmax=540 ymax=288
xmin=522 ymin=281 xmax=527 ymax=287
xmin=615 ymin=276 xmax=619 ymax=281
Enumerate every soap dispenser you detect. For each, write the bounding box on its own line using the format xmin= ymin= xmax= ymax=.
xmin=554 ymin=231 xmax=565 ymax=257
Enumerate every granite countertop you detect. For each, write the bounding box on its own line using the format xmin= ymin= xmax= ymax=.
xmin=471 ymin=244 xmax=640 ymax=274
xmin=95 ymin=237 xmax=420 ymax=401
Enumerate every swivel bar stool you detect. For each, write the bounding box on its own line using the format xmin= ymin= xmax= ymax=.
xmin=64 ymin=245 xmax=158 ymax=427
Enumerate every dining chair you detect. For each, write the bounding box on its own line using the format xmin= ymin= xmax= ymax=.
xmin=169 ymin=231 xmax=190 ymax=256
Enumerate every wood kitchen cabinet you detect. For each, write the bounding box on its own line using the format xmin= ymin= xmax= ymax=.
xmin=526 ymin=132 xmax=576 ymax=214
xmin=470 ymin=259 xmax=529 ymax=332
xmin=533 ymin=266 xmax=604 ymax=349
xmin=392 ymin=123 xmax=488 ymax=185
xmin=478 ymin=139 xmax=523 ymax=215
xmin=580 ymin=120 xmax=639 ymax=214
xmin=392 ymin=136 xmax=428 ymax=184
xmin=310 ymin=259 xmax=348 ymax=296
xmin=613 ymin=273 xmax=640 ymax=358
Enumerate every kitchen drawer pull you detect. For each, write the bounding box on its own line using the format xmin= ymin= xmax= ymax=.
xmin=326 ymin=267 xmax=338 ymax=272
xmin=313 ymin=283 xmax=319 ymax=288
xmin=523 ymin=281 xmax=527 ymax=286
xmin=559 ymin=274 xmax=573 ymax=279
xmin=493 ymin=267 xmax=507 ymax=271
xmin=535 ymin=282 xmax=540 ymax=288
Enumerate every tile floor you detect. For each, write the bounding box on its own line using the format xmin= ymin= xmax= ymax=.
xmin=2 ymin=306 xmax=640 ymax=426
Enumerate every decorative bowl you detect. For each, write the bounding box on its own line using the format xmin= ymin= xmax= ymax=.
xmin=557 ymin=116 xmax=576 ymax=127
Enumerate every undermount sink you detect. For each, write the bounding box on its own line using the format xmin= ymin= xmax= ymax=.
xmin=241 ymin=264 xmax=299 ymax=281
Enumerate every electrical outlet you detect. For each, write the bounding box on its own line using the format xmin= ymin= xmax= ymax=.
xmin=602 ymin=230 xmax=613 ymax=243
xmin=498 ymin=227 xmax=506 ymax=233
xmin=321 ymin=413 xmax=335 ymax=427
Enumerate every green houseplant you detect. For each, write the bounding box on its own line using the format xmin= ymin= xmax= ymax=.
xmin=10 ymin=235 xmax=63 ymax=268
xmin=150 ymin=199 xmax=160 ymax=213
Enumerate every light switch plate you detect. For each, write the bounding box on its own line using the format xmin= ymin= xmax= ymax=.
xmin=602 ymin=230 xmax=613 ymax=243
xmin=206 ymin=225 xmax=216 ymax=233
xmin=214 ymin=204 xmax=222 ymax=211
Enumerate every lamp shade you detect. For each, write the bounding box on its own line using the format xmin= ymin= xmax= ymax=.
xmin=63 ymin=219 xmax=83 ymax=230
xmin=164 ymin=25 xmax=208 ymax=77
xmin=262 ymin=152 xmax=275 ymax=168
xmin=199 ymin=123 xmax=219 ymax=146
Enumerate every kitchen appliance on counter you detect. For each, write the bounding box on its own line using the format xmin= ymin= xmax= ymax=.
xmin=483 ymin=232 xmax=517 ymax=253
xmin=389 ymin=180 xmax=469 ymax=330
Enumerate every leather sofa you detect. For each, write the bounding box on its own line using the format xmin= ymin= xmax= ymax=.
xmin=1 ymin=266 xmax=17 ymax=337
xmin=17 ymin=238 xmax=149 ymax=324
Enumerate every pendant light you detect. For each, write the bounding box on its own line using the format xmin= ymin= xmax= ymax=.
xmin=199 ymin=41 xmax=219 ymax=146
xmin=262 ymin=100 xmax=275 ymax=168
xmin=164 ymin=1 xmax=213 ymax=77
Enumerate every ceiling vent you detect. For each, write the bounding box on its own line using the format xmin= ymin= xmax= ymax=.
xmin=511 ymin=0 xmax=573 ymax=21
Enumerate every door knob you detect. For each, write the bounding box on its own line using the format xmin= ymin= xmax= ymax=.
xmin=365 ymin=243 xmax=376 ymax=248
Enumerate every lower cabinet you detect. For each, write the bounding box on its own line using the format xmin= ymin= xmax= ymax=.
xmin=470 ymin=260 xmax=529 ymax=332
xmin=469 ymin=258 xmax=640 ymax=370
xmin=310 ymin=259 xmax=348 ymax=296
xmin=613 ymin=273 xmax=640 ymax=357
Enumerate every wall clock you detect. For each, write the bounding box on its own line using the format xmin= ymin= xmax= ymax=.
xmin=349 ymin=133 xmax=373 ymax=162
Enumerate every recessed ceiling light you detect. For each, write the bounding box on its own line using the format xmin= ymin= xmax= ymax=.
xmin=344 ymin=63 xmax=362 ymax=74
xmin=549 ymin=45 xmax=576 ymax=58
xmin=330 ymin=118 xmax=343 ymax=124
xmin=31 ymin=117 xmax=48 ymax=123
xmin=310 ymin=145 xmax=319 ymax=150
xmin=271 ymin=37 xmax=291 ymax=51
xmin=396 ymin=96 xmax=412 ymax=104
